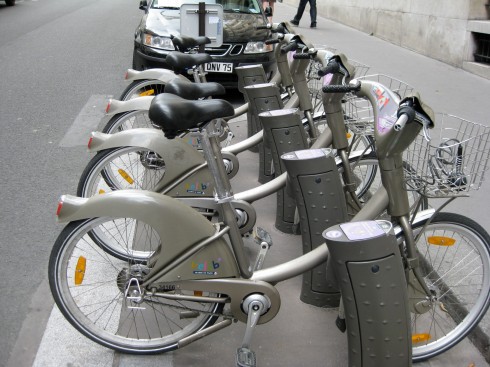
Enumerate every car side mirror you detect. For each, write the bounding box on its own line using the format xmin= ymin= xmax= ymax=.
xmin=264 ymin=6 xmax=272 ymax=17
xmin=139 ymin=0 xmax=148 ymax=10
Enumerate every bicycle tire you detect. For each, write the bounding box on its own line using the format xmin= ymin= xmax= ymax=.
xmin=120 ymin=79 xmax=167 ymax=101
xmin=402 ymin=212 xmax=490 ymax=361
xmin=77 ymin=147 xmax=167 ymax=198
xmin=49 ymin=218 xmax=225 ymax=354
xmin=103 ymin=110 xmax=155 ymax=134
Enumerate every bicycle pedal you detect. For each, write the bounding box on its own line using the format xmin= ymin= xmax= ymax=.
xmin=335 ymin=316 xmax=346 ymax=333
xmin=236 ymin=347 xmax=256 ymax=367
xmin=253 ymin=227 xmax=272 ymax=247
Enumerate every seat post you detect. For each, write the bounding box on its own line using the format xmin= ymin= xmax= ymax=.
xmin=200 ymin=122 xmax=253 ymax=278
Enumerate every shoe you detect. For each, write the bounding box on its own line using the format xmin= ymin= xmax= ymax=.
xmin=290 ymin=19 xmax=299 ymax=26
xmin=310 ymin=22 xmax=317 ymax=28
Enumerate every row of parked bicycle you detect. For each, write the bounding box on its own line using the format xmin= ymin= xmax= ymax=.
xmin=48 ymin=22 xmax=490 ymax=366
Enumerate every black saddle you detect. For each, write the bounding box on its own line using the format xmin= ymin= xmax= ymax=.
xmin=148 ymin=93 xmax=234 ymax=139
xmin=164 ymin=79 xmax=225 ymax=100
xmin=165 ymin=51 xmax=213 ymax=70
xmin=170 ymin=35 xmax=211 ymax=52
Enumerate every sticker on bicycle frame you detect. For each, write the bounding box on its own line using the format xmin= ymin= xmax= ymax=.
xmin=371 ymin=84 xmax=398 ymax=135
xmin=192 ymin=258 xmax=222 ymax=275
xmin=185 ymin=181 xmax=210 ymax=195
xmin=323 ymin=73 xmax=333 ymax=85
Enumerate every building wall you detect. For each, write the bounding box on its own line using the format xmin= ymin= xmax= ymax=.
xmin=282 ymin=0 xmax=488 ymax=68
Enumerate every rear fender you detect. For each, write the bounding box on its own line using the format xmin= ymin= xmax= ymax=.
xmin=105 ymin=96 xmax=153 ymax=115
xmin=88 ymin=129 xmax=214 ymax=195
xmin=56 ymin=192 xmax=235 ymax=275
xmin=125 ymin=68 xmax=189 ymax=83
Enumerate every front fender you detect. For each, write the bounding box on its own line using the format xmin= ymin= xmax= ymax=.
xmin=56 ymin=191 xmax=219 ymax=264
xmin=106 ymin=96 xmax=153 ymax=115
xmin=125 ymin=68 xmax=190 ymax=83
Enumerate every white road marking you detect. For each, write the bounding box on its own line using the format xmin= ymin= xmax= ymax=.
xmin=59 ymin=95 xmax=111 ymax=147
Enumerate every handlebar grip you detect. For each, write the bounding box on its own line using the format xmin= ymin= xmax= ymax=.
xmin=281 ymin=41 xmax=297 ymax=54
xmin=256 ymin=25 xmax=269 ymax=30
xmin=318 ymin=61 xmax=340 ymax=77
xmin=265 ymin=39 xmax=280 ymax=45
xmin=293 ymin=53 xmax=311 ymax=59
xmin=322 ymin=83 xmax=361 ymax=93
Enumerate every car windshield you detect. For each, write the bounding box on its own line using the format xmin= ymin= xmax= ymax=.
xmin=151 ymin=0 xmax=261 ymax=14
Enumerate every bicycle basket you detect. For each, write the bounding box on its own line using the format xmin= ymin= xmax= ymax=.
xmin=404 ymin=114 xmax=490 ymax=197
xmin=342 ymin=74 xmax=415 ymax=136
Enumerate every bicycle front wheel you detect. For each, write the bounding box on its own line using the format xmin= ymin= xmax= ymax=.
xmin=49 ymin=218 xmax=224 ymax=354
xmin=405 ymin=212 xmax=490 ymax=361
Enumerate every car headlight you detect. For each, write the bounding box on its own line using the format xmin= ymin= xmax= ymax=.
xmin=143 ymin=33 xmax=174 ymax=50
xmin=243 ymin=41 xmax=273 ymax=54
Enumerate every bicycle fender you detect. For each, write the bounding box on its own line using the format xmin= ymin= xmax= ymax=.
xmin=125 ymin=68 xmax=190 ymax=83
xmin=105 ymin=96 xmax=153 ymax=115
xmin=88 ymin=129 xmax=214 ymax=194
xmin=56 ymin=192 xmax=237 ymax=272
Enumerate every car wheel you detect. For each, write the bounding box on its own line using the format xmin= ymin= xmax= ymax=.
xmin=5 ymin=0 xmax=15 ymax=5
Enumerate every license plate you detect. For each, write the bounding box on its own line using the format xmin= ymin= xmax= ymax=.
xmin=204 ymin=62 xmax=233 ymax=73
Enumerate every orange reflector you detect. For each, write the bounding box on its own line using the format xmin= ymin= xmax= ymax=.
xmin=139 ymin=89 xmax=155 ymax=97
xmin=194 ymin=291 xmax=203 ymax=297
xmin=412 ymin=333 xmax=431 ymax=344
xmin=98 ymin=189 xmax=106 ymax=194
xmin=427 ymin=236 xmax=456 ymax=246
xmin=346 ymin=132 xmax=352 ymax=139
xmin=75 ymin=256 xmax=87 ymax=285
xmin=118 ymin=169 xmax=134 ymax=185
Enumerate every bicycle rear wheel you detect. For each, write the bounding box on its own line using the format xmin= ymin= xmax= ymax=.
xmin=103 ymin=110 xmax=155 ymax=134
xmin=78 ymin=147 xmax=166 ymax=197
xmin=120 ymin=80 xmax=167 ymax=101
xmin=49 ymin=218 xmax=225 ymax=354
xmin=404 ymin=212 xmax=490 ymax=361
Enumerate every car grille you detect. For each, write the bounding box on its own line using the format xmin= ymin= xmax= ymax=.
xmin=205 ymin=43 xmax=237 ymax=57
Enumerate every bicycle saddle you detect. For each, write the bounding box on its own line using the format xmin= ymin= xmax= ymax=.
xmin=164 ymin=78 xmax=225 ymax=100
xmin=170 ymin=34 xmax=211 ymax=52
xmin=165 ymin=51 xmax=213 ymax=70
xmin=149 ymin=93 xmax=234 ymax=139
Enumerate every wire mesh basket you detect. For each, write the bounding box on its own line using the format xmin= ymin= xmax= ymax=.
xmin=343 ymin=74 xmax=415 ymax=136
xmin=404 ymin=114 xmax=490 ymax=198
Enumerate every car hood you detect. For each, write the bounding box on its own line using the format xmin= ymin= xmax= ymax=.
xmin=143 ymin=9 xmax=269 ymax=43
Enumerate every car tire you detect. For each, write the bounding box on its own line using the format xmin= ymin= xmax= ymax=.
xmin=5 ymin=0 xmax=15 ymax=5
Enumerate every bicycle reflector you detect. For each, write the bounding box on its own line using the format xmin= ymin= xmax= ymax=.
xmin=105 ymin=100 xmax=111 ymax=113
xmin=412 ymin=333 xmax=431 ymax=344
xmin=427 ymin=236 xmax=456 ymax=246
xmin=56 ymin=196 xmax=64 ymax=216
xmin=74 ymin=256 xmax=87 ymax=285
xmin=118 ymin=169 xmax=135 ymax=185
xmin=87 ymin=136 xmax=93 ymax=149
xmin=139 ymin=89 xmax=155 ymax=97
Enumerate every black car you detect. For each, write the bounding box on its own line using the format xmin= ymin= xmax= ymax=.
xmin=133 ymin=0 xmax=276 ymax=88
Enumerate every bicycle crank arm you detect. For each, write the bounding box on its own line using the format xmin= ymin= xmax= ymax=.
xmin=170 ymin=279 xmax=281 ymax=324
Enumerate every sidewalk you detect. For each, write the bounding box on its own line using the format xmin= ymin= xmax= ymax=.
xmin=32 ymin=3 xmax=490 ymax=367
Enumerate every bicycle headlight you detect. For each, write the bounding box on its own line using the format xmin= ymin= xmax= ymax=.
xmin=244 ymin=41 xmax=273 ymax=54
xmin=143 ymin=33 xmax=174 ymax=50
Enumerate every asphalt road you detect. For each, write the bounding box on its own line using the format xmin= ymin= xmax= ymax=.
xmin=0 ymin=0 xmax=141 ymax=363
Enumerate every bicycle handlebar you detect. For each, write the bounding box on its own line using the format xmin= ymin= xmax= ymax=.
xmin=322 ymin=81 xmax=361 ymax=93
